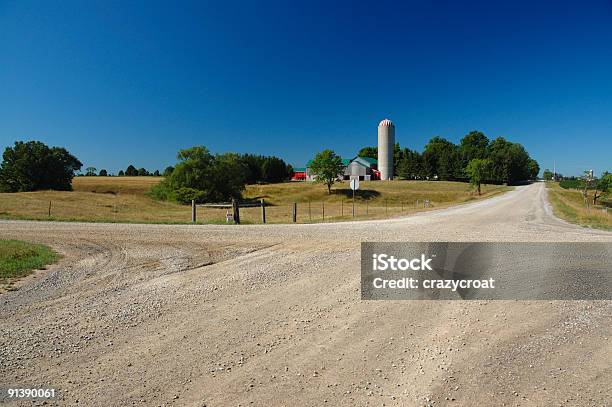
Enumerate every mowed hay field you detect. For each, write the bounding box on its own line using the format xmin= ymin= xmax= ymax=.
xmin=0 ymin=177 xmax=510 ymax=224
xmin=0 ymin=177 xmax=189 ymax=223
xmin=241 ymin=180 xmax=510 ymax=223
xmin=546 ymin=182 xmax=611 ymax=230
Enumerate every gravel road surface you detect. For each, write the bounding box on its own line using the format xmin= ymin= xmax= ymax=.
xmin=1 ymin=183 xmax=610 ymax=406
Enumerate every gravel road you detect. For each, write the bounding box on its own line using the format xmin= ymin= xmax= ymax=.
xmin=1 ymin=182 xmax=610 ymax=406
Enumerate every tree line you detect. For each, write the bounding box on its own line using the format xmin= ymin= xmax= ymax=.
xmin=555 ymin=171 xmax=611 ymax=205
xmin=358 ymin=131 xmax=540 ymax=185
xmin=0 ymin=141 xmax=292 ymax=199
xmin=81 ymin=165 xmax=175 ymax=177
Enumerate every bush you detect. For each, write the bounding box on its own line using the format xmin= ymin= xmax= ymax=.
xmin=151 ymin=146 xmax=246 ymax=204
xmin=173 ymin=187 xmax=207 ymax=204
xmin=559 ymin=179 xmax=584 ymax=189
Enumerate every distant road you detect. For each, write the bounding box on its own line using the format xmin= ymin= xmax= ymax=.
xmin=1 ymin=183 xmax=610 ymax=406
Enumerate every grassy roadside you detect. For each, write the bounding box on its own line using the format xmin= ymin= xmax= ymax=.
xmin=0 ymin=177 xmax=510 ymax=224
xmin=0 ymin=240 xmax=60 ymax=291
xmin=546 ymin=182 xmax=611 ymax=230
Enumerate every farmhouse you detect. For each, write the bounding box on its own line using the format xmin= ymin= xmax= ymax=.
xmin=291 ymin=156 xmax=380 ymax=181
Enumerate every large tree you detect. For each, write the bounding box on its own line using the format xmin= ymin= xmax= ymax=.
xmin=458 ymin=131 xmax=489 ymax=171
xmin=238 ymin=154 xmax=292 ymax=184
xmin=593 ymin=171 xmax=611 ymax=205
xmin=422 ymin=137 xmax=460 ymax=180
xmin=261 ymin=156 xmax=291 ymax=183
xmin=241 ymin=154 xmax=265 ymax=184
xmin=527 ymin=159 xmax=540 ymax=180
xmin=357 ymin=146 xmax=377 ymax=160
xmin=396 ymin=149 xmax=424 ymax=180
xmin=152 ymin=146 xmax=246 ymax=203
xmin=465 ymin=158 xmax=491 ymax=195
xmin=125 ymin=165 xmax=138 ymax=176
xmin=487 ymin=137 xmax=531 ymax=184
xmin=308 ymin=149 xmax=345 ymax=194
xmin=0 ymin=140 xmax=82 ymax=192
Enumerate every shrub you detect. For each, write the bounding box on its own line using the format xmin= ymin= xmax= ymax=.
xmin=173 ymin=187 xmax=207 ymax=204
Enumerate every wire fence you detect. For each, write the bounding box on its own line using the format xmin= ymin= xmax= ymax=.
xmin=195 ymin=199 xmax=433 ymax=224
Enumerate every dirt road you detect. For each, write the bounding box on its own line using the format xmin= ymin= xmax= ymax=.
xmin=1 ymin=183 xmax=610 ymax=406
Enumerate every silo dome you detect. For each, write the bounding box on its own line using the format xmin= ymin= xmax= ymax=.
xmin=377 ymin=118 xmax=395 ymax=180
xmin=379 ymin=118 xmax=395 ymax=128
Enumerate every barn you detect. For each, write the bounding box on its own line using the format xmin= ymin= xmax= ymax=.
xmin=291 ymin=167 xmax=307 ymax=181
xmin=293 ymin=156 xmax=380 ymax=181
xmin=342 ymin=156 xmax=380 ymax=181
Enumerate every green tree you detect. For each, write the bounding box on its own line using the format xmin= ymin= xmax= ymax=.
xmin=125 ymin=165 xmax=138 ymax=176
xmin=593 ymin=171 xmax=611 ymax=205
xmin=487 ymin=137 xmax=531 ymax=184
xmin=0 ymin=140 xmax=82 ymax=192
xmin=240 ymin=154 xmax=265 ymax=184
xmin=213 ymin=153 xmax=248 ymax=200
xmin=137 ymin=167 xmax=148 ymax=176
xmin=262 ymin=156 xmax=291 ymax=183
xmin=458 ymin=131 xmax=489 ymax=171
xmin=465 ymin=159 xmax=491 ymax=195
xmin=357 ymin=146 xmax=377 ymax=160
xmin=543 ymin=169 xmax=553 ymax=181
xmin=99 ymin=169 xmax=108 ymax=176
xmin=153 ymin=169 xmax=160 ymax=176
xmin=308 ymin=149 xmax=345 ymax=194
xmin=118 ymin=170 xmax=125 ymax=176
xmin=152 ymin=146 xmax=246 ymax=203
xmin=423 ymin=137 xmax=460 ymax=180
xmin=287 ymin=164 xmax=294 ymax=179
xmin=396 ymin=149 xmax=424 ymax=179
xmin=162 ymin=166 xmax=174 ymax=176
xmin=85 ymin=167 xmax=97 ymax=176
xmin=527 ymin=159 xmax=540 ymax=180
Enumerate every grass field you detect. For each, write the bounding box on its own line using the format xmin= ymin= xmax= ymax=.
xmin=0 ymin=239 xmax=59 ymax=290
xmin=546 ymin=182 xmax=611 ymax=230
xmin=0 ymin=176 xmax=510 ymax=224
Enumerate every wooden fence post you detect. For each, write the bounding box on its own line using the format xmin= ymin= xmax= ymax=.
xmin=48 ymin=201 xmax=52 ymax=218
xmin=191 ymin=200 xmax=196 ymax=223
xmin=366 ymin=200 xmax=369 ymax=215
xmin=322 ymin=202 xmax=325 ymax=221
xmin=308 ymin=201 xmax=311 ymax=221
xmin=232 ymin=199 xmax=240 ymax=224
xmin=292 ymin=202 xmax=297 ymax=223
xmin=341 ymin=200 xmax=344 ymax=217
xmin=385 ymin=199 xmax=388 ymax=215
xmin=261 ymin=199 xmax=266 ymax=224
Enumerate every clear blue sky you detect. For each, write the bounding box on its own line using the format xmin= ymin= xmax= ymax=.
xmin=1 ymin=0 xmax=611 ymax=176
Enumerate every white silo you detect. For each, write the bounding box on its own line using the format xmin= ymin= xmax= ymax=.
xmin=377 ymin=118 xmax=395 ymax=180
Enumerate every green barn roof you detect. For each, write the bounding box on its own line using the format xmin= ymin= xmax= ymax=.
xmin=359 ymin=156 xmax=377 ymax=165
xmin=305 ymin=156 xmax=376 ymax=168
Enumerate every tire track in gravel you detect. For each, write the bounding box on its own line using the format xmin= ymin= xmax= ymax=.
xmin=0 ymin=183 xmax=610 ymax=406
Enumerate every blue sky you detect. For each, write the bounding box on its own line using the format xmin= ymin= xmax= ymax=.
xmin=1 ymin=0 xmax=611 ymax=176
